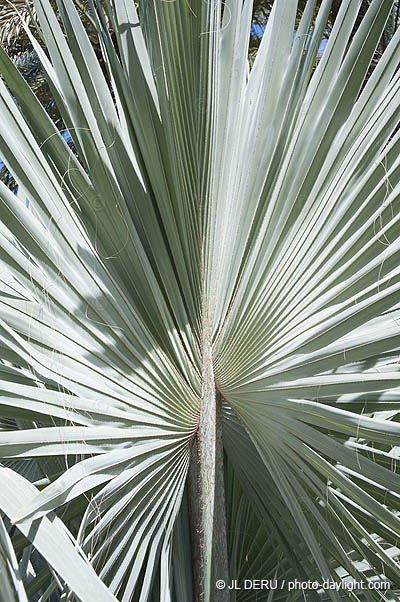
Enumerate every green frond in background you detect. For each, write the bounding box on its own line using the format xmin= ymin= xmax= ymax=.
xmin=0 ymin=1 xmax=400 ymax=601
xmin=0 ymin=0 xmax=100 ymax=46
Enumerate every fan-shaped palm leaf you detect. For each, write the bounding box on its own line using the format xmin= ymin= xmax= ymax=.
xmin=0 ymin=1 xmax=400 ymax=601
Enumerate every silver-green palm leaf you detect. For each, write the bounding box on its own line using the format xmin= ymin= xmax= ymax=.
xmin=0 ymin=1 xmax=400 ymax=601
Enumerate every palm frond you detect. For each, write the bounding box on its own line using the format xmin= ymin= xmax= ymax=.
xmin=0 ymin=1 xmax=400 ymax=601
